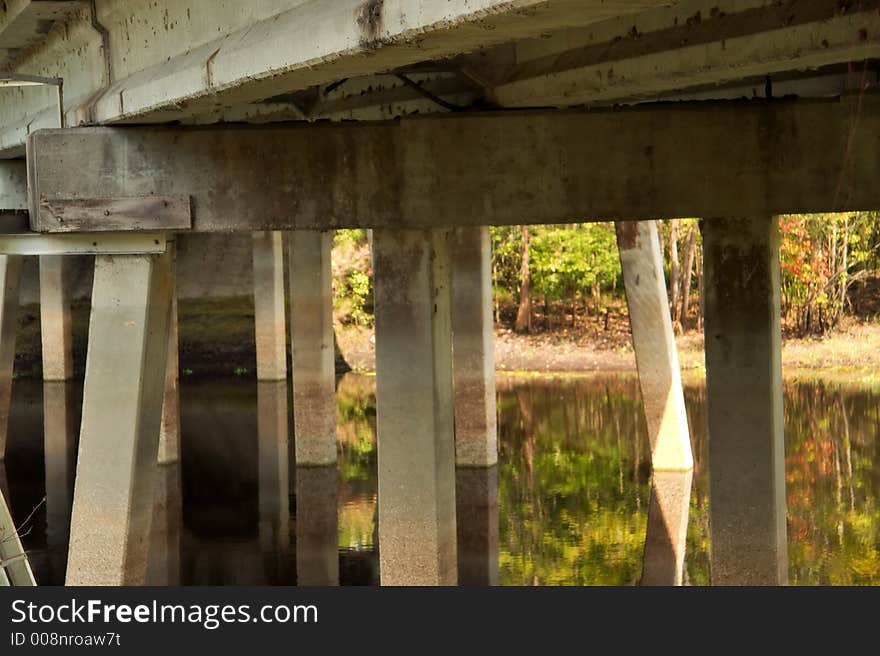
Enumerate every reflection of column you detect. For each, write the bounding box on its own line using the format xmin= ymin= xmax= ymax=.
xmin=42 ymin=381 xmax=78 ymax=585
xmin=295 ymin=466 xmax=339 ymax=586
xmin=456 ymin=466 xmax=499 ymax=586
xmin=145 ymin=462 xmax=182 ymax=586
xmin=258 ymin=380 xmax=290 ymax=583
xmin=450 ymin=227 xmax=497 ymax=467
xmin=66 ymin=250 xmax=175 ymax=586
xmin=39 ymin=255 xmax=74 ymax=382
xmin=0 ymin=254 xmax=21 ymax=460
xmin=374 ymin=229 xmax=457 ymax=586
xmin=703 ymin=216 xmax=787 ymax=586
xmin=253 ymin=232 xmax=288 ymax=381
xmin=641 ymin=470 xmax=693 ymax=586
xmin=289 ymin=230 xmax=337 ymax=465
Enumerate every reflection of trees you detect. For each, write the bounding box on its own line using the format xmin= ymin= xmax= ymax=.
xmin=498 ymin=376 xmax=880 ymax=586
xmin=334 ymin=372 xmax=880 ymax=586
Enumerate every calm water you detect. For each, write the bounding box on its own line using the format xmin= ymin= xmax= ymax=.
xmin=3 ymin=373 xmax=880 ymax=585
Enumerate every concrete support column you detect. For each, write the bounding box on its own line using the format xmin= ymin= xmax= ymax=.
xmin=295 ymin=466 xmax=339 ymax=586
xmin=257 ymin=381 xmax=291 ymax=583
xmin=289 ymin=231 xmax=336 ymax=465
xmin=158 ymin=260 xmax=180 ymax=465
xmin=0 ymin=255 xmax=21 ymax=460
xmin=374 ymin=229 xmax=457 ymax=586
xmin=66 ymin=249 xmax=175 ymax=586
xmin=617 ymin=220 xmax=693 ymax=586
xmin=702 ymin=216 xmax=787 ymax=586
xmin=39 ymin=255 xmax=74 ymax=381
xmin=615 ymin=221 xmax=693 ymax=472
xmin=43 ymin=381 xmax=78 ymax=584
xmin=252 ymin=232 xmax=288 ymax=381
xmin=450 ymin=227 xmax=497 ymax=467
xmin=456 ymin=466 xmax=499 ymax=586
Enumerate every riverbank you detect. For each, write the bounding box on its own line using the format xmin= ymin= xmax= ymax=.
xmin=337 ymin=317 xmax=880 ymax=376
xmin=10 ymin=298 xmax=880 ymax=379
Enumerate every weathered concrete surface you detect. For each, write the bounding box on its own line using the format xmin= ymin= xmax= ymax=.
xmin=490 ymin=0 xmax=880 ymax=107
xmin=451 ymin=227 xmax=497 ymax=467
xmin=702 ymin=215 xmax=787 ymax=586
xmin=66 ymin=249 xmax=175 ymax=586
xmin=295 ymin=465 xmax=339 ymax=587
xmin=39 ymin=255 xmax=73 ymax=380
xmin=27 ymin=96 xmax=880 ymax=231
xmin=157 ymin=287 xmax=179 ymax=464
xmin=616 ymin=220 xmax=693 ymax=472
xmin=641 ymin=470 xmax=693 ymax=586
xmin=0 ymin=160 xmax=27 ymax=210
xmin=0 ymin=0 xmax=666 ymax=147
xmin=257 ymin=380 xmax=290 ymax=583
xmin=0 ymin=255 xmax=21 ymax=460
xmin=42 ymin=380 xmax=78 ymax=585
xmin=289 ymin=231 xmax=337 ymax=466
xmin=252 ymin=231 xmax=287 ymax=381
xmin=374 ymin=229 xmax=457 ymax=586
xmin=456 ymin=465 xmax=499 ymax=586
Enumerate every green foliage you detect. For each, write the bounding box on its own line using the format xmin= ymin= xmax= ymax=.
xmin=333 ymin=229 xmax=374 ymax=327
xmin=528 ymin=225 xmax=620 ymax=302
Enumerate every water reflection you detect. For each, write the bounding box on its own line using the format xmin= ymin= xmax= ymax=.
xmin=456 ymin=466 xmax=500 ymax=586
xmin=145 ymin=462 xmax=181 ymax=586
xmin=641 ymin=470 xmax=692 ymax=586
xmin=4 ymin=373 xmax=880 ymax=585
xmin=295 ymin=466 xmax=339 ymax=586
xmin=41 ymin=381 xmax=78 ymax=584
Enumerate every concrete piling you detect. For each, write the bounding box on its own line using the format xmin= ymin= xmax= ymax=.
xmin=374 ymin=229 xmax=457 ymax=586
xmin=289 ymin=231 xmax=337 ymax=466
xmin=702 ymin=215 xmax=787 ymax=586
xmin=66 ymin=250 xmax=175 ymax=586
xmin=450 ymin=227 xmax=498 ymax=467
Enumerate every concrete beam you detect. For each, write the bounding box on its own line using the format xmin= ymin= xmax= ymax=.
xmin=66 ymin=249 xmax=175 ymax=585
xmin=27 ymin=94 xmax=880 ymax=230
xmin=451 ymin=227 xmax=497 ymax=467
xmin=289 ymin=230 xmax=337 ymax=466
xmin=702 ymin=215 xmax=787 ymax=586
xmin=616 ymin=221 xmax=692 ymax=471
xmin=0 ymin=0 xmax=668 ymax=154
xmin=374 ymin=229 xmax=457 ymax=586
xmin=491 ymin=0 xmax=880 ymax=107
xmin=252 ymin=232 xmax=288 ymax=381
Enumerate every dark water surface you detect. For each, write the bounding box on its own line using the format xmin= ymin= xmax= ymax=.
xmin=4 ymin=373 xmax=880 ymax=585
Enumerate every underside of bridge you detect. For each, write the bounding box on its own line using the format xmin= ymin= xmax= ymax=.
xmin=0 ymin=0 xmax=877 ymax=586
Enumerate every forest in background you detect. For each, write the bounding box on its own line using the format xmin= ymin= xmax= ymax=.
xmin=333 ymin=213 xmax=880 ymax=338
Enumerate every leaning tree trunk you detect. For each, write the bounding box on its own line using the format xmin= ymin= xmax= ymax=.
xmin=668 ymin=220 xmax=681 ymax=328
xmin=515 ymin=225 xmax=532 ymax=333
xmin=680 ymin=224 xmax=698 ymax=328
